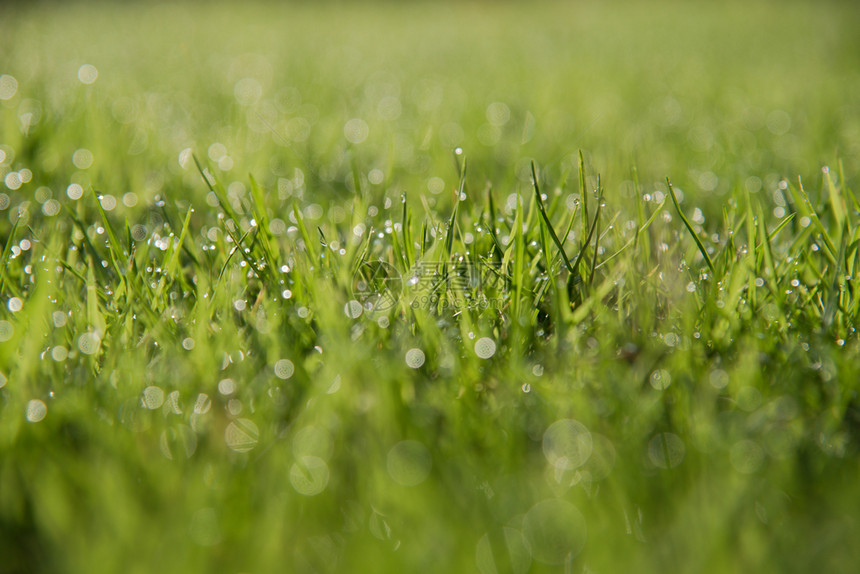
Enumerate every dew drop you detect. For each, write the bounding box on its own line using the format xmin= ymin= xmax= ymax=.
xmin=387 ymin=440 xmax=432 ymax=486
xmin=218 ymin=378 xmax=236 ymax=395
xmin=26 ymin=399 xmax=47 ymax=422
xmin=225 ymin=418 xmax=259 ymax=452
xmin=542 ymin=419 xmax=593 ymax=470
xmin=648 ymin=432 xmax=685 ymax=469
xmin=142 ymin=386 xmax=164 ymax=409
xmin=274 ymin=359 xmax=295 ymax=380
xmin=474 ymin=337 xmax=496 ymax=359
xmin=290 ymin=456 xmax=330 ymax=495
xmin=523 ymin=499 xmax=587 ymax=565
xmin=405 ymin=348 xmax=425 ymax=369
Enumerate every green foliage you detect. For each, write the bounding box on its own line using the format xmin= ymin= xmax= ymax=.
xmin=1 ymin=1 xmax=860 ymax=573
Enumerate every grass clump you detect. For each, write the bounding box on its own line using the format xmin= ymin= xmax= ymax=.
xmin=1 ymin=1 xmax=860 ymax=573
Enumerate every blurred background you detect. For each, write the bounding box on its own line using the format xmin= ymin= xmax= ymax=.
xmin=2 ymin=2 xmax=860 ymax=573
xmin=2 ymin=0 xmax=858 ymax=221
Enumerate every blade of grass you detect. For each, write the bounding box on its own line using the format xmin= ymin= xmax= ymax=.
xmin=838 ymin=158 xmax=860 ymax=214
xmin=788 ymin=176 xmax=837 ymax=262
xmin=532 ymin=161 xmax=574 ymax=274
xmin=90 ymin=187 xmax=127 ymax=273
xmin=486 ymin=185 xmax=505 ymax=261
xmin=293 ymin=200 xmax=318 ymax=264
xmin=0 ymin=217 xmax=20 ymax=298
xmin=667 ymin=178 xmax=715 ymax=274
xmin=597 ymin=199 xmax=666 ymax=270
xmin=824 ymin=219 xmax=849 ymax=333
xmin=824 ymin=166 xmax=846 ymax=231
xmin=768 ymin=213 xmax=796 ymax=242
xmin=579 ymin=150 xmax=588 ymax=248
xmin=588 ymin=175 xmax=603 ymax=289
xmin=570 ymin=199 xmax=602 ymax=282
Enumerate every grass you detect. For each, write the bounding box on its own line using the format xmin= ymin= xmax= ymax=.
xmin=1 ymin=0 xmax=860 ymax=572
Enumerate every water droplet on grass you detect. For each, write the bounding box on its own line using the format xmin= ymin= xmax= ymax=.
xmin=648 ymin=432 xmax=685 ymax=468
xmin=344 ymin=118 xmax=369 ymax=144
xmin=218 ymin=378 xmax=236 ymax=395
xmin=142 ymin=386 xmax=164 ymax=409
xmin=227 ymin=398 xmax=242 ymax=416
xmin=225 ymin=418 xmax=259 ymax=452
xmin=293 ymin=426 xmax=334 ymax=461
xmin=0 ymin=75 xmax=17 ymax=100
xmin=474 ymin=337 xmax=496 ymax=359
xmin=274 ymin=359 xmax=294 ymax=379
xmin=476 ymin=527 xmax=532 ymax=574
xmin=0 ymin=320 xmax=13 ymax=341
xmin=523 ymin=499 xmax=587 ymax=565
xmin=193 ymin=393 xmax=211 ymax=414
xmin=290 ymin=456 xmax=330 ymax=495
xmin=583 ymin=433 xmax=617 ymax=480
xmin=543 ymin=419 xmax=593 ymax=470
xmin=160 ymin=425 xmax=197 ymax=460
xmin=77 ymin=332 xmax=100 ymax=355
xmin=736 ymin=386 xmax=762 ymax=411
xmin=344 ymin=300 xmax=363 ymax=318
xmin=72 ymin=148 xmax=93 ymax=169
xmin=405 ymin=348 xmax=425 ymax=369
xmin=4 ymin=172 xmax=22 ymax=190
xmin=26 ymin=399 xmax=47 ymax=422
xmin=730 ymin=439 xmax=764 ymax=474
xmin=709 ymin=369 xmax=729 ymax=389
xmin=650 ymin=369 xmax=671 ymax=390
xmin=77 ymin=64 xmax=98 ymax=84
xmin=369 ymin=507 xmax=394 ymax=543
xmin=66 ymin=183 xmax=83 ymax=200
xmin=387 ymin=440 xmax=432 ymax=486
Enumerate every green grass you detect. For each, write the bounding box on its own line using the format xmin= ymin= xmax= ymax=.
xmin=2 ymin=1 xmax=860 ymax=572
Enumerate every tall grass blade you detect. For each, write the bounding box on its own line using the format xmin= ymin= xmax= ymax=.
xmin=667 ymin=178 xmax=715 ymax=274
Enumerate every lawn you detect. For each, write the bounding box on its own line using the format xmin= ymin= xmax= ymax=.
xmin=1 ymin=0 xmax=860 ymax=572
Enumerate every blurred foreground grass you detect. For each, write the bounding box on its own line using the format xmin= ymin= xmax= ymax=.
xmin=2 ymin=1 xmax=860 ymax=572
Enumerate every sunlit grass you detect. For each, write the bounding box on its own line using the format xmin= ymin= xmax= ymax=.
xmin=2 ymin=1 xmax=860 ymax=572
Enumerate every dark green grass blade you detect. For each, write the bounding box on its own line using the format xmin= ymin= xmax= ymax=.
xmin=248 ymin=173 xmax=280 ymax=267
xmin=293 ymin=200 xmax=318 ymax=263
xmin=789 ymin=176 xmax=838 ymax=262
xmin=570 ymin=198 xmax=602 ymax=280
xmin=769 ymin=213 xmax=796 ymax=242
xmin=597 ymin=199 xmax=666 ymax=270
xmin=579 ymin=150 xmax=589 ymax=247
xmin=401 ymin=194 xmax=414 ymax=268
xmin=486 ymin=185 xmax=505 ymax=261
xmin=445 ymin=158 xmax=466 ymax=259
xmin=667 ymin=178 xmax=715 ymax=274
xmin=588 ymin=175 xmax=603 ymax=289
xmin=532 ymin=161 xmax=574 ymax=274
xmin=824 ymin=219 xmax=850 ymax=332
xmin=90 ymin=187 xmax=127 ymax=273
xmin=0 ymin=217 xmax=20 ymax=297
xmin=838 ymin=158 xmax=860 ymax=214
